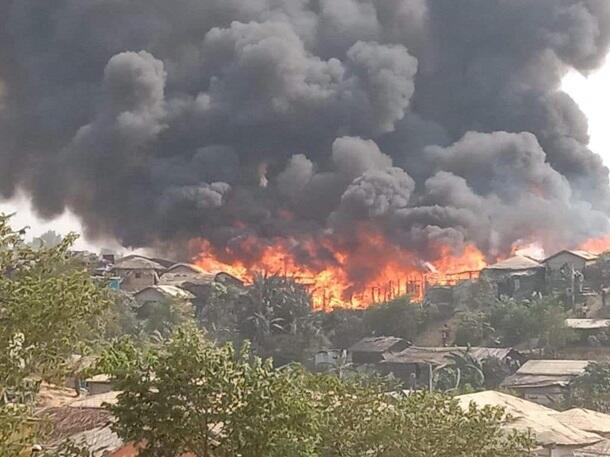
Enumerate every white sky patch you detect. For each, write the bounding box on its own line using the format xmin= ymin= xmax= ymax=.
xmin=0 ymin=192 xmax=113 ymax=252
xmin=562 ymin=59 xmax=610 ymax=167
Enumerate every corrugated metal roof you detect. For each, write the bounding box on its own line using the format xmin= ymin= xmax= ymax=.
xmin=566 ymin=319 xmax=610 ymax=330
xmin=501 ymin=373 xmax=575 ymax=388
xmin=382 ymin=346 xmax=516 ymax=365
xmin=517 ymin=360 xmax=590 ymax=376
xmin=554 ymin=409 xmax=610 ymax=435
xmin=457 ymin=391 xmax=602 ymax=448
xmin=544 ymin=250 xmax=599 ymax=263
xmin=484 ymin=255 xmax=543 ymax=271
xmin=349 ymin=336 xmax=406 ymax=353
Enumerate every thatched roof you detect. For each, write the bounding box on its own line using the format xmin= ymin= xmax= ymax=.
xmin=40 ymin=406 xmax=112 ymax=444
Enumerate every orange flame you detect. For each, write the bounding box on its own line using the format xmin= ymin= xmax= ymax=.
xmin=193 ymin=228 xmax=488 ymax=310
xmin=579 ymin=235 xmax=610 ymax=255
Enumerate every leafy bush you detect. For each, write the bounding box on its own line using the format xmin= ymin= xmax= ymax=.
xmin=362 ymin=296 xmax=438 ymax=341
xmin=564 ymin=362 xmax=610 ymax=412
xmin=454 ymin=312 xmax=494 ymax=346
xmin=98 ymin=325 xmax=534 ymax=457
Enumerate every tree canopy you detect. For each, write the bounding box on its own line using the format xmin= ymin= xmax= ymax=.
xmin=98 ymin=325 xmax=534 ymax=457
xmin=0 ymin=215 xmax=110 ymax=456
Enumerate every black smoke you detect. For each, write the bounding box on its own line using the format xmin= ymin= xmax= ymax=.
xmin=1 ymin=0 xmax=610 ymax=265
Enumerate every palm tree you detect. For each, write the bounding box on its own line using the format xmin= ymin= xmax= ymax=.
xmin=432 ymin=349 xmax=485 ymax=392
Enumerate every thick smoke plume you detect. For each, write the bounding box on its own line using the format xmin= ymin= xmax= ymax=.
xmin=1 ymin=0 xmax=610 ymax=270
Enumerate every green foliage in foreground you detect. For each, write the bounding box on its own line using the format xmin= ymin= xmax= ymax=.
xmin=98 ymin=325 xmax=535 ymax=457
xmin=0 ymin=215 xmax=111 ymax=456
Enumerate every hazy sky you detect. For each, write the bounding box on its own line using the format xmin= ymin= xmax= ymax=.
xmin=1 ymin=57 xmax=610 ymax=250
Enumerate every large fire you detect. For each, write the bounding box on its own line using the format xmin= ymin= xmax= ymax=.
xmin=579 ymin=235 xmax=610 ymax=255
xmin=193 ymin=228 xmax=487 ymax=310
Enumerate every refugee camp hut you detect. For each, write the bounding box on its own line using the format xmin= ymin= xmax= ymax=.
xmin=42 ymin=391 xmax=122 ymax=456
xmin=565 ymin=319 xmax=610 ymax=344
xmin=480 ymin=255 xmax=545 ymax=299
xmin=159 ymin=265 xmax=243 ymax=292
xmin=349 ymin=336 xmax=410 ymax=364
xmin=159 ymin=266 xmax=244 ymax=315
xmin=111 ymin=255 xmax=168 ymax=292
xmin=544 ymin=250 xmax=599 ymax=294
xmin=501 ymin=360 xmax=591 ymax=406
xmin=133 ymin=285 xmax=195 ymax=322
xmin=84 ymin=374 xmax=114 ymax=396
xmin=314 ymin=349 xmax=348 ymax=371
xmin=380 ymin=346 xmax=523 ymax=386
xmin=457 ymin=390 xmax=603 ymax=457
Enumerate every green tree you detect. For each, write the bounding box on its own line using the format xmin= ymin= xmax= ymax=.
xmin=487 ymin=295 xmax=572 ymax=351
xmin=0 ymin=215 xmax=110 ymax=456
xmin=363 ymin=295 xmax=434 ymax=341
xmin=454 ymin=312 xmax=495 ymax=346
xmin=138 ymin=296 xmax=195 ymax=338
xmin=236 ymin=274 xmax=325 ymax=365
xmin=565 ymin=362 xmax=610 ymax=413
xmin=98 ymin=325 xmax=534 ymax=457
xmin=97 ymin=325 xmax=319 ymax=457
xmin=320 ymin=308 xmax=366 ymax=349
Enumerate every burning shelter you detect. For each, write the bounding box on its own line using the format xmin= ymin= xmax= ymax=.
xmin=349 ymin=336 xmax=410 ymax=365
xmin=501 ymin=360 xmax=591 ymax=406
xmin=480 ymin=255 xmax=545 ymax=299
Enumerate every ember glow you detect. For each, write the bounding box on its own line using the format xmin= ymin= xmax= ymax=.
xmin=193 ymin=229 xmax=487 ymax=310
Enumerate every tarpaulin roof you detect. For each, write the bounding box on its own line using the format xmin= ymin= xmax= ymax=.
xmin=554 ymin=409 xmax=610 ymax=436
xmin=457 ymin=391 xmax=602 ymax=448
xmin=566 ymin=319 xmax=610 ymax=330
xmin=517 ymin=360 xmax=590 ymax=376
xmin=349 ymin=336 xmax=407 ymax=353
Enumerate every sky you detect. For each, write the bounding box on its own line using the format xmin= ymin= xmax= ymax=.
xmin=1 ymin=57 xmax=610 ymax=251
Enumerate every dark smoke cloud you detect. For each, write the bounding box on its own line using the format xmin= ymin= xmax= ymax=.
xmin=1 ymin=0 xmax=610 ymax=266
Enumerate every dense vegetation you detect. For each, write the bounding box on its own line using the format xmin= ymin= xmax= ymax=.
xmin=0 ymin=215 xmax=111 ymax=456
xmin=454 ymin=295 xmax=574 ymax=352
xmin=98 ymin=325 xmax=534 ymax=457
xmin=0 ymin=215 xmax=537 ymax=456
